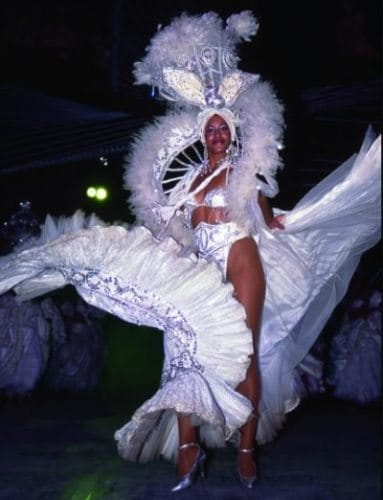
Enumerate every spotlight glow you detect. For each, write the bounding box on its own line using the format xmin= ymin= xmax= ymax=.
xmin=96 ymin=187 xmax=108 ymax=201
xmin=86 ymin=186 xmax=97 ymax=198
xmin=86 ymin=185 xmax=109 ymax=202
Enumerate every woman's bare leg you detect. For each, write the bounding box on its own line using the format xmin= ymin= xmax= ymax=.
xmin=227 ymin=237 xmax=266 ymax=478
xmin=176 ymin=414 xmax=199 ymax=476
xmin=175 ymin=238 xmax=264 ymax=478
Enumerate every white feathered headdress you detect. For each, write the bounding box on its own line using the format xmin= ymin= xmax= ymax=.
xmin=125 ymin=11 xmax=285 ymax=248
xmin=133 ymin=11 xmax=260 ymax=104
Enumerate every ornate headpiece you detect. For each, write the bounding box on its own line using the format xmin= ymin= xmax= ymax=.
xmin=125 ymin=11 xmax=285 ymax=246
xmin=134 ymin=11 xmax=259 ymax=107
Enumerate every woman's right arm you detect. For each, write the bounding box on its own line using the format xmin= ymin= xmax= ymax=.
xmin=258 ymin=192 xmax=285 ymax=230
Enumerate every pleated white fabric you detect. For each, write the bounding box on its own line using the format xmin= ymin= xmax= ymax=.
xmin=254 ymin=132 xmax=381 ymax=441
xmin=0 ymin=223 xmax=253 ymax=462
xmin=0 ymin=132 xmax=380 ymax=462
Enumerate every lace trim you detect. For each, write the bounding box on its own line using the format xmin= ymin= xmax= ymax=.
xmin=58 ymin=267 xmax=204 ymax=383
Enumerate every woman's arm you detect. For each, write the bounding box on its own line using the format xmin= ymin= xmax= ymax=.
xmin=258 ymin=192 xmax=285 ymax=229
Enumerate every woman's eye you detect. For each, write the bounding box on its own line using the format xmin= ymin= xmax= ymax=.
xmin=206 ymin=125 xmax=228 ymax=134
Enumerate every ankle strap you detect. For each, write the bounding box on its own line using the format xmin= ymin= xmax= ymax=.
xmin=250 ymin=409 xmax=258 ymax=419
xmin=238 ymin=448 xmax=254 ymax=453
xmin=179 ymin=442 xmax=199 ymax=451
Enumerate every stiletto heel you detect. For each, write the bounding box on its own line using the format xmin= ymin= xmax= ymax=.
xmin=171 ymin=442 xmax=206 ymax=492
xmin=238 ymin=447 xmax=258 ymax=488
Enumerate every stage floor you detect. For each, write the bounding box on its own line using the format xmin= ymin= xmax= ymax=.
xmin=0 ymin=394 xmax=380 ymax=499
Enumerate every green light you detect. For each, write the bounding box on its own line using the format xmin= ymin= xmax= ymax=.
xmin=61 ymin=471 xmax=115 ymax=499
xmin=86 ymin=186 xmax=97 ymax=198
xmin=86 ymin=186 xmax=109 ymax=202
xmin=96 ymin=187 xmax=108 ymax=201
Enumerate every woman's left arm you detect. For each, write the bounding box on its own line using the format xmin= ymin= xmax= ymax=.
xmin=258 ymin=192 xmax=285 ymax=230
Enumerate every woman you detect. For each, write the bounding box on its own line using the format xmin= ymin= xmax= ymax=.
xmin=120 ymin=8 xmax=379 ymax=486
xmin=174 ymin=111 xmax=284 ymax=489
xmin=0 ymin=10 xmax=380 ymax=494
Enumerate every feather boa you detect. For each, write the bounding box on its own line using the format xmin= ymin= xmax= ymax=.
xmin=124 ymin=79 xmax=284 ymax=244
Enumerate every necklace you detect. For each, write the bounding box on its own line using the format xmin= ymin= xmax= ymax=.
xmin=200 ymin=156 xmax=229 ymax=176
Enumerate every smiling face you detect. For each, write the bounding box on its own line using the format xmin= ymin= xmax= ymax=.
xmin=204 ymin=114 xmax=232 ymax=157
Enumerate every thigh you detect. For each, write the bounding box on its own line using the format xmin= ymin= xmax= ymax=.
xmin=226 ymin=237 xmax=265 ymax=340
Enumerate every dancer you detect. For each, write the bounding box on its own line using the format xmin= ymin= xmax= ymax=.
xmin=166 ymin=110 xmax=284 ymax=489
xmin=0 ymin=11 xmax=380 ymax=492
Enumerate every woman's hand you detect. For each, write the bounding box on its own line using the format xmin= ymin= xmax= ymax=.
xmin=267 ymin=215 xmax=285 ymax=230
xmin=258 ymin=193 xmax=285 ymax=230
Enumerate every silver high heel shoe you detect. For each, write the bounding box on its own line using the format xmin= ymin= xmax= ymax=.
xmin=171 ymin=442 xmax=206 ymax=492
xmin=238 ymin=448 xmax=258 ymax=488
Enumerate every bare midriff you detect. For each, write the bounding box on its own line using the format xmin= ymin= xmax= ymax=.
xmin=191 ymin=206 xmax=230 ymax=229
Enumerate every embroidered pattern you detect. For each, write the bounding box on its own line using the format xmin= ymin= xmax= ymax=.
xmin=59 ymin=267 xmax=204 ymax=383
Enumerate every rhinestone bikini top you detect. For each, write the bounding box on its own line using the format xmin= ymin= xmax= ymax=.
xmin=182 ymin=186 xmax=228 ymax=228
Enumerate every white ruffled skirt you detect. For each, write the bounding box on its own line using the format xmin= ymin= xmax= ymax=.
xmin=0 ymin=133 xmax=380 ymax=462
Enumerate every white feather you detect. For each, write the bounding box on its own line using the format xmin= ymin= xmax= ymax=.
xmin=226 ymin=11 xmax=259 ymax=42
xmin=124 ymin=79 xmax=285 ymax=240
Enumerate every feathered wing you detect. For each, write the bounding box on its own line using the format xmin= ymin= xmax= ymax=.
xmin=162 ymin=68 xmax=206 ymax=107
xmin=123 ymin=110 xmax=201 ymax=250
xmin=218 ymin=71 xmax=260 ymax=107
xmin=124 ymin=79 xmax=285 ymax=242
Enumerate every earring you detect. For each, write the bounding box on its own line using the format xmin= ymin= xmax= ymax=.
xmin=202 ymin=145 xmax=209 ymax=174
xmin=226 ymin=143 xmax=235 ymax=164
